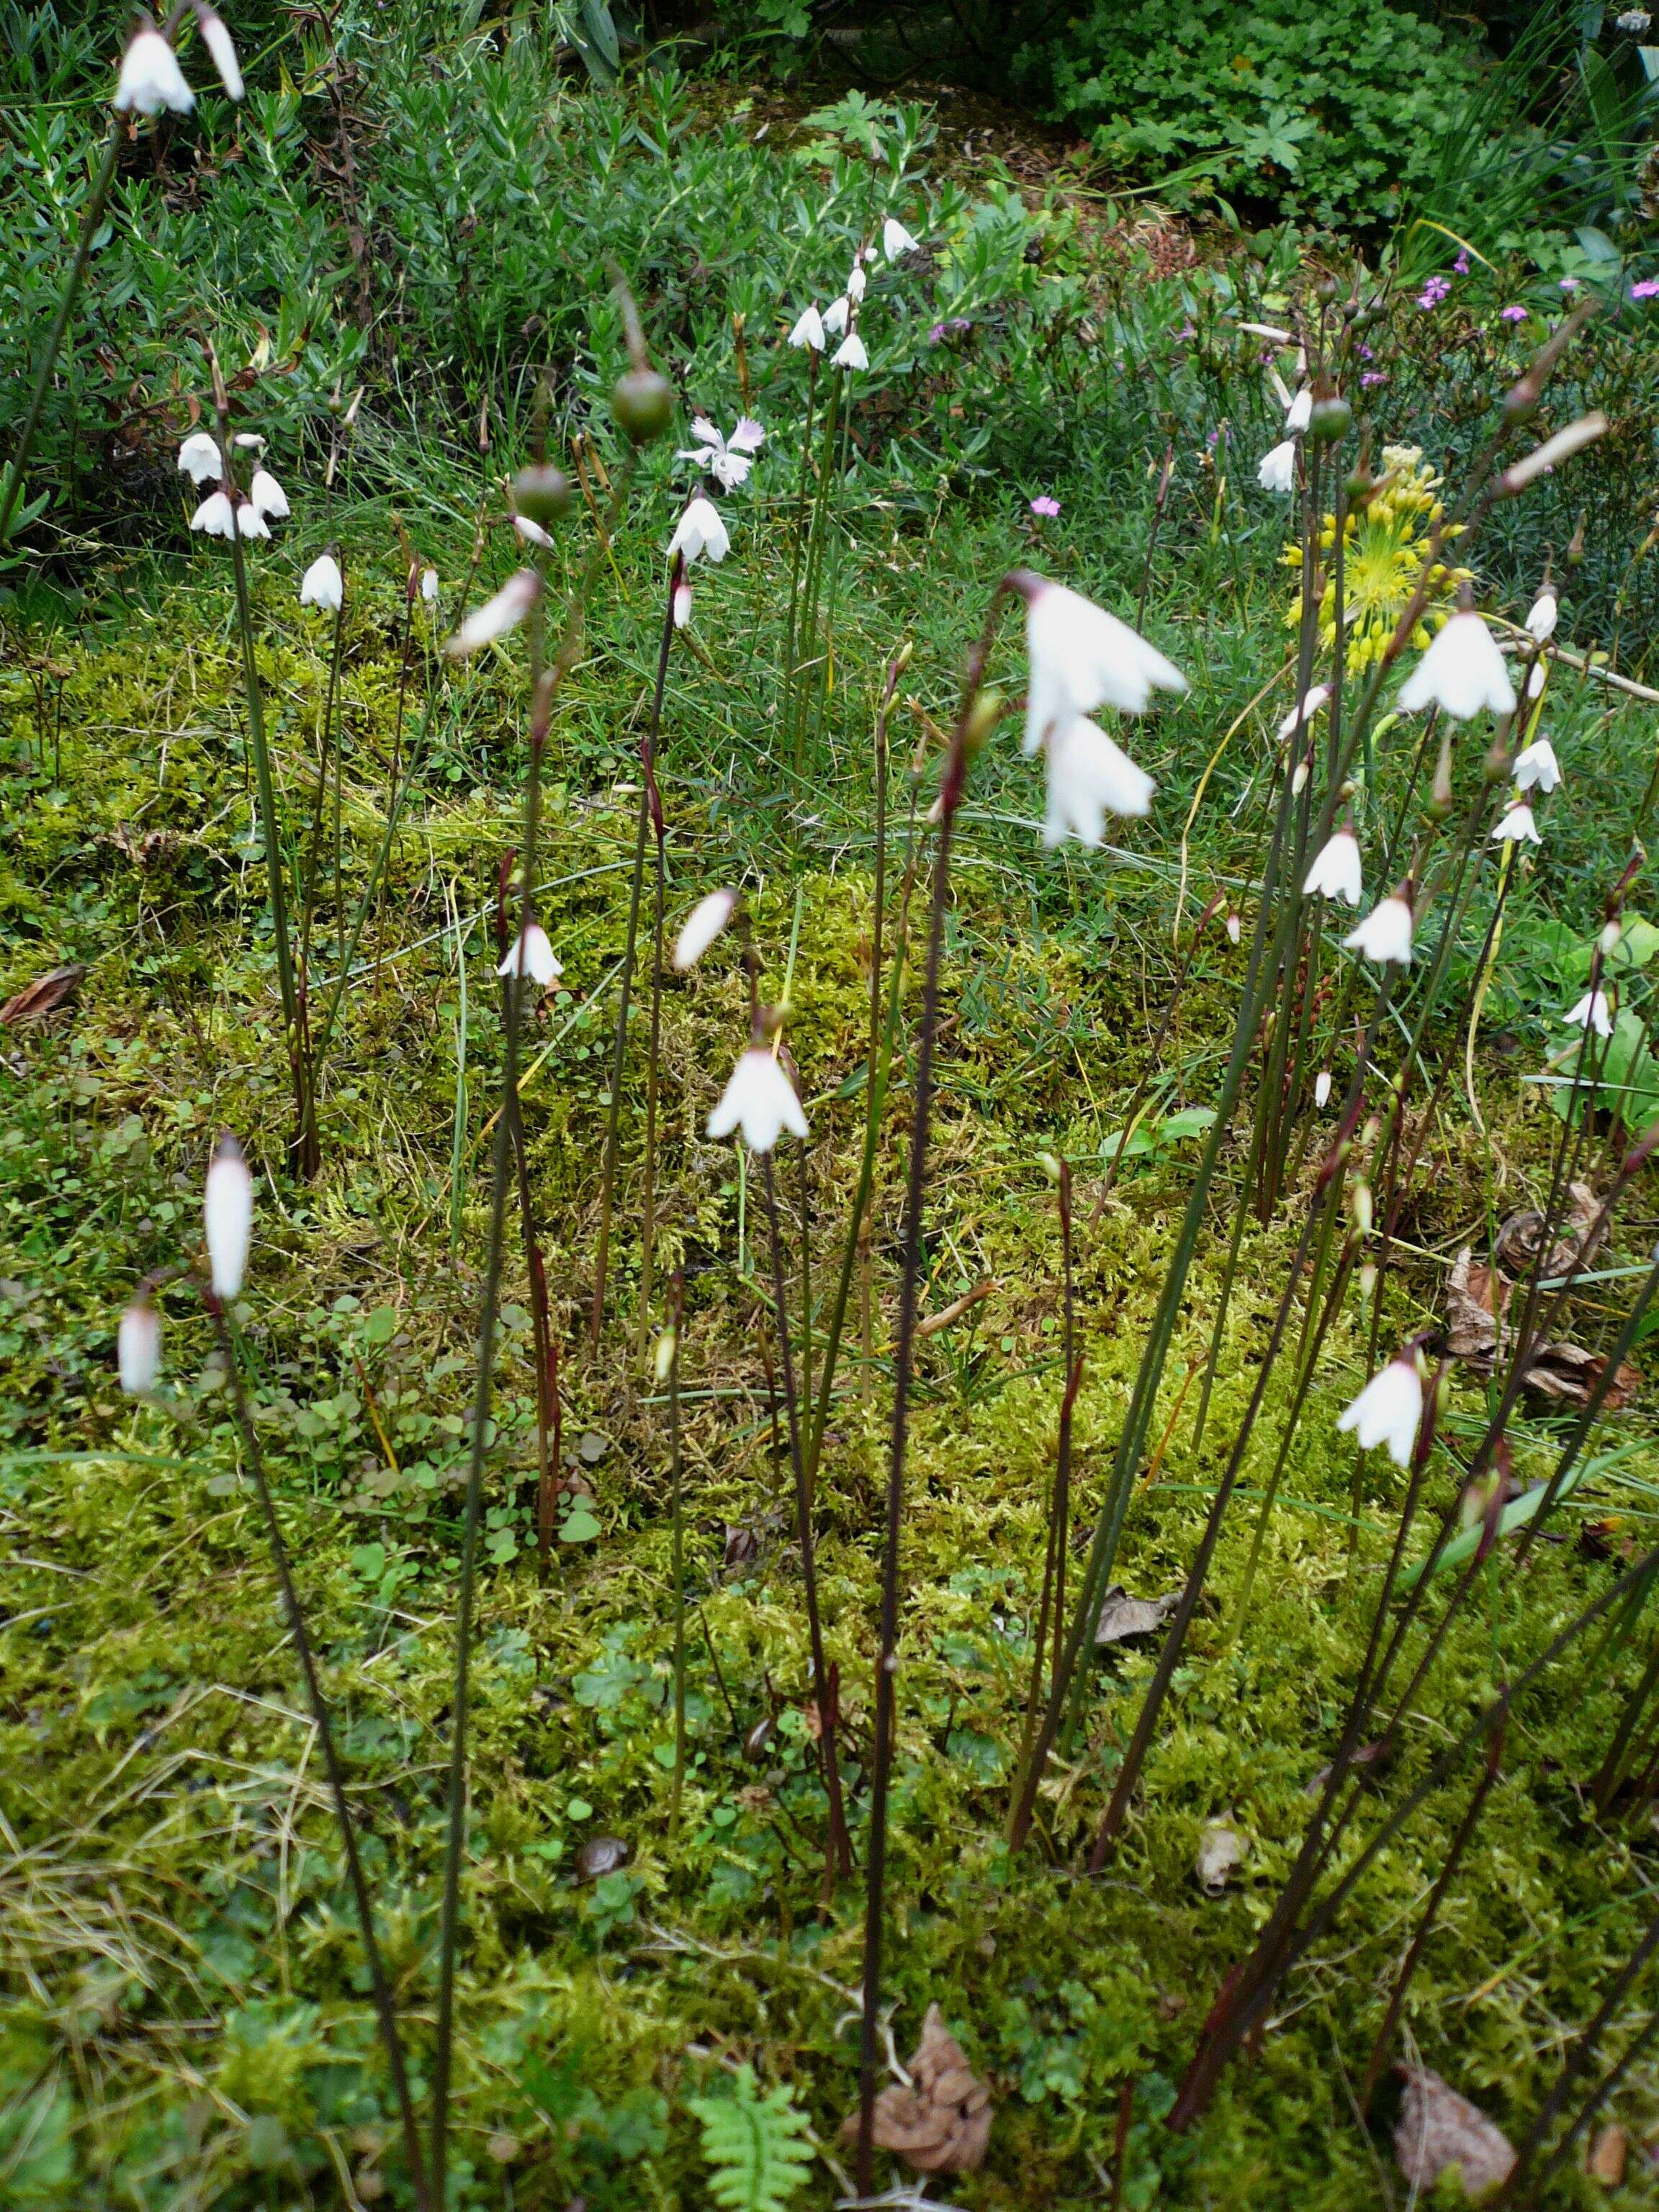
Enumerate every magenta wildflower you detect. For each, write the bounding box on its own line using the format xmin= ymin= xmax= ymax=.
xmin=1416 ymin=275 xmax=1451 ymax=310
xmin=1632 ymin=278 xmax=1659 ymax=301
xmin=1500 ymin=303 xmax=1527 ymax=322
xmin=1030 ymin=495 xmax=1061 ymax=518
xmin=1453 ymin=250 xmax=1469 ymax=274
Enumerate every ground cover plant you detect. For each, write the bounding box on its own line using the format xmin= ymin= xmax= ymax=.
xmin=6 ymin=4 xmax=1659 ymax=2207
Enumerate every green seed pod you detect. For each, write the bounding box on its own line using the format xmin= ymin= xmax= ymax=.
xmin=612 ymin=369 xmax=673 ymax=445
xmin=514 ymin=465 xmax=572 ymax=526
xmin=1315 ymin=276 xmax=1338 ymax=306
xmin=964 ymin=686 xmax=1004 ymax=756
xmin=1428 ymin=729 xmax=1454 ymax=819
xmin=1308 ymin=395 xmax=1352 ymax=444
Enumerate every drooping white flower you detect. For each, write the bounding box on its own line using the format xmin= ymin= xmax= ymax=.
xmin=446 ymin=568 xmax=540 ymax=657
xmin=673 ymin=888 xmax=737 ymax=970
xmin=709 ymin=1047 xmax=809 ymax=1153
xmin=1514 ymin=737 xmax=1560 ymax=793
xmin=197 ymin=9 xmax=243 ymax=99
xmin=789 ymin=304 xmax=826 ymax=351
xmin=833 ymin=332 xmax=868 ymax=372
xmin=822 ymin=295 xmax=850 ymax=336
xmin=1041 ymin=716 xmax=1154 ymax=847
xmin=235 ymin=499 xmax=270 ymax=539
xmin=178 ymin=431 xmax=222 ymax=485
xmin=1525 ymin=587 xmax=1558 ymax=642
xmin=233 ymin=432 xmax=265 ymax=451
xmin=299 ymin=552 xmax=343 ymax=610
xmin=114 ymin=24 xmax=194 ymax=114
xmin=668 ymin=495 xmax=730 ymax=567
xmin=1398 ymin=611 xmax=1516 ymax=720
xmin=1526 ymin=658 xmax=1547 ymax=700
xmin=1258 ymin=439 xmax=1297 ymax=494
xmin=498 ymin=924 xmax=561 ymax=988
xmin=1018 ymin=575 xmax=1187 ymax=755
xmin=1303 ymin=827 xmax=1364 ymax=905
xmin=678 ymin=415 xmax=764 ymax=492
xmin=673 ymin=577 xmax=692 ymax=629
xmin=1491 ymin=801 xmax=1540 ymax=845
xmin=1285 ymin=386 xmax=1313 ymax=432
xmin=1274 ymin=684 xmax=1330 ymax=744
xmin=1344 ymin=891 xmax=1414 ymax=966
xmin=847 ymin=263 xmax=868 ymax=304
xmin=248 ymin=467 xmax=289 ymax=520
xmin=1336 ymin=1353 xmax=1424 ymax=1468
xmin=189 ymin=490 xmax=235 ymax=539
xmin=421 ymin=567 xmax=439 ymax=603
xmin=204 ymin=1133 xmax=253 ymax=1300
xmin=1315 ymin=1070 xmax=1333 ymax=1107
xmin=1565 ymin=989 xmax=1613 ymax=1038
xmin=513 ymin=513 xmax=552 ymax=549
xmin=883 ymin=216 xmax=920 ymax=260
xmin=118 ymin=1298 xmax=161 ymax=1395
xmin=1226 ymin=910 xmax=1241 ymax=945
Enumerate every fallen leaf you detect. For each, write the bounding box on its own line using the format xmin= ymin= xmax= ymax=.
xmin=1394 ymin=2067 xmax=1515 ymax=2199
xmin=1446 ymin=1249 xmax=1509 ymax=1368
xmin=1095 ymin=1585 xmax=1181 ymax=1644
xmin=0 ymin=963 xmax=85 ymax=1026
xmin=1496 ymin=1181 xmax=1603 ymax=1283
xmin=841 ymin=2004 xmax=992 ymax=2175
xmin=1195 ymin=1817 xmax=1248 ymax=1895
xmin=1522 ymin=1340 xmax=1640 ymax=1409
xmin=723 ymin=1523 xmax=760 ymax=1568
xmin=1588 ymin=2120 xmax=1627 ymax=2185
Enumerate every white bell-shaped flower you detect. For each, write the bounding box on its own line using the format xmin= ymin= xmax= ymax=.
xmin=1275 ymin=684 xmax=1329 ymax=743
xmin=1303 ymin=827 xmax=1364 ymax=905
xmin=847 ymin=263 xmax=868 ymax=303
xmin=1526 ymin=588 xmax=1558 ymax=642
xmin=235 ymin=499 xmax=270 ymax=539
xmin=447 ymin=569 xmax=540 ymax=657
xmin=1258 ymin=439 xmax=1297 ymax=493
xmin=789 ymin=304 xmax=826 ymax=351
xmin=1398 ymin=611 xmax=1516 ymax=720
xmin=1514 ymin=737 xmax=1560 ymax=793
xmin=204 ymin=1133 xmax=253 ymax=1300
xmin=197 ymin=10 xmax=243 ymax=99
xmin=118 ymin=1298 xmax=162 ymax=1394
xmin=709 ymin=1046 xmax=809 ymax=1154
xmin=497 ymin=924 xmax=561 ymax=988
xmin=248 ymin=467 xmax=289 ymax=520
xmin=189 ymin=490 xmax=235 ymax=538
xmin=1314 ymin=1070 xmax=1333 ymax=1107
xmin=1041 ymin=716 xmax=1154 ymax=847
xmin=114 ymin=24 xmax=194 ymax=114
xmin=673 ymin=888 xmax=737 ymax=970
xmin=883 ymin=217 xmax=920 ymax=260
xmin=299 ymin=552 xmax=343 ymax=610
xmin=1285 ymin=386 xmax=1313 ymax=432
xmin=822 ymin=295 xmax=850 ymax=336
xmin=1343 ymin=891 xmax=1414 ymax=966
xmin=421 ymin=567 xmax=439 ymax=604
xmin=1336 ymin=1353 xmax=1424 ymax=1468
xmin=1491 ymin=801 xmax=1540 ymax=845
xmin=1018 ymin=575 xmax=1187 ymax=755
xmin=668 ymin=495 xmax=730 ymax=567
xmin=178 ymin=431 xmax=222 ymax=484
xmin=832 ymin=332 xmax=868 ymax=372
xmin=1565 ymin=988 xmax=1614 ymax=1038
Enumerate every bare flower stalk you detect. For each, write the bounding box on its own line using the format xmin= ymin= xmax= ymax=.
xmin=665 ymin=1271 xmax=688 ymax=1832
xmin=633 ymin=739 xmax=670 ymax=1365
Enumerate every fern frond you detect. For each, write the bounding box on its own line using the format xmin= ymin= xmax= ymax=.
xmin=687 ymin=2064 xmax=814 ymax=2212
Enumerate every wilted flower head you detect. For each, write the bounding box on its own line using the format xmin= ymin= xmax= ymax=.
xmin=1258 ymin=439 xmax=1297 ymax=494
xmin=299 ymin=552 xmax=343 ymax=610
xmin=1275 ymin=684 xmax=1330 ymax=744
xmin=196 ymin=8 xmax=243 ymax=99
xmin=189 ymin=490 xmax=235 ymax=539
xmin=1565 ymin=988 xmax=1613 ymax=1038
xmin=1041 ymin=716 xmax=1154 ymax=847
xmin=247 ymin=467 xmax=288 ymax=521
xmin=114 ymin=23 xmax=194 ymax=113
xmin=788 ymin=304 xmax=826 ymax=351
xmin=447 ymin=569 xmax=539 ymax=656
xmin=678 ymin=415 xmax=764 ymax=491
xmin=1397 ymin=609 xmax=1516 ymax=720
xmin=883 ymin=216 xmax=920 ymax=260
xmin=1514 ymin=737 xmax=1560 ymax=793
xmin=118 ymin=1296 xmax=162 ymax=1395
xmin=1525 ymin=587 xmax=1558 ymax=642
xmin=178 ymin=431 xmax=222 ymax=484
xmin=204 ymin=1133 xmax=253 ymax=1300
xmin=673 ymin=888 xmax=737 ymax=970
xmin=1015 ymin=574 xmax=1187 ymax=756
xmin=1337 ymin=1352 xmax=1424 ymax=1467
xmin=709 ymin=1046 xmax=808 ymax=1154
xmin=1343 ymin=888 xmax=1414 ymax=966
xmin=1491 ymin=801 xmax=1540 ymax=845
xmin=668 ymin=495 xmax=730 ymax=567
xmin=1303 ymin=827 xmax=1364 ymax=905
xmin=498 ymin=923 xmax=561 ymax=989
xmin=832 ymin=332 xmax=868 ymax=372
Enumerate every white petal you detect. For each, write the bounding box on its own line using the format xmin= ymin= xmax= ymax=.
xmin=883 ymin=217 xmax=919 ymax=260
xmin=118 ymin=1300 xmax=162 ymax=1395
xmin=198 ymin=10 xmax=243 ymax=99
xmin=822 ymin=295 xmax=850 ymax=336
xmin=299 ymin=552 xmax=343 ymax=610
xmin=708 ymin=1048 xmax=809 ymax=1152
xmin=1258 ymin=439 xmax=1297 ymax=493
xmin=727 ymin=415 xmax=765 ymax=454
xmin=1397 ymin=611 xmax=1516 ymax=720
xmin=1336 ymin=1358 xmax=1423 ymax=1468
xmin=204 ymin=1133 xmax=253 ymax=1300
xmin=1343 ymin=895 xmax=1414 ymax=966
xmin=1525 ymin=590 xmax=1558 ymax=642
xmin=789 ymin=305 xmax=826 ymax=351
xmin=189 ymin=490 xmax=235 ymax=538
xmin=178 ymin=431 xmax=222 ymax=484
xmin=447 ymin=570 xmax=540 ymax=656
xmin=673 ymin=889 xmax=737 ymax=970
xmin=1514 ymin=739 xmax=1559 ymax=793
xmin=421 ymin=567 xmax=439 ymax=603
xmin=1314 ymin=1071 xmax=1333 ymax=1107
xmin=1303 ymin=830 xmax=1364 ymax=905
xmin=235 ymin=500 xmax=270 ymax=538
xmin=1285 ymin=387 xmax=1313 ymax=431
xmin=498 ymin=924 xmax=561 ymax=987
xmin=1041 ymin=717 xmax=1154 ymax=848
xmin=1022 ymin=580 xmax=1187 ymax=753
xmin=513 ymin=513 xmax=553 ymax=548
xmin=1565 ymin=990 xmax=1612 ymax=1037
xmin=248 ymin=467 xmax=289 ymax=519
xmin=1274 ymin=685 xmax=1330 ymax=744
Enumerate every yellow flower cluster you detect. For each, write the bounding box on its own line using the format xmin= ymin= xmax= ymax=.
xmin=1283 ymin=445 xmax=1470 ymax=673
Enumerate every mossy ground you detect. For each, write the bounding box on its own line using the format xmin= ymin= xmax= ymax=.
xmin=6 ymin=484 xmax=1659 ymax=2212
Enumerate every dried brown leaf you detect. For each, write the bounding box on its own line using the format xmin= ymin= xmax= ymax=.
xmin=1394 ymin=2067 xmax=1516 ymax=2200
xmin=1495 ymin=1181 xmax=1604 ymax=1282
xmin=840 ymin=2004 xmax=992 ymax=2175
xmin=1587 ymin=2121 xmax=1627 ymax=2186
xmin=0 ymin=963 xmax=85 ymax=1027
xmin=1094 ymin=1585 xmax=1181 ymax=1644
xmin=1522 ymin=1339 xmax=1640 ymax=1409
xmin=1447 ymin=1249 xmax=1509 ymax=1367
